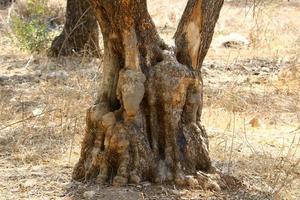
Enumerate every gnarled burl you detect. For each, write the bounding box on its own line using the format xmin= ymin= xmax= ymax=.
xmin=72 ymin=0 xmax=224 ymax=186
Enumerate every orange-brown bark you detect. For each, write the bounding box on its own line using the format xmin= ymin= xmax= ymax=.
xmin=73 ymin=0 xmax=224 ymax=186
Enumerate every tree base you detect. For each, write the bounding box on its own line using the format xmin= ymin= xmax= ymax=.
xmin=72 ymin=0 xmax=224 ymax=187
xmin=49 ymin=33 xmax=101 ymax=57
xmin=48 ymin=0 xmax=100 ymax=57
xmin=72 ymin=52 xmax=211 ymax=186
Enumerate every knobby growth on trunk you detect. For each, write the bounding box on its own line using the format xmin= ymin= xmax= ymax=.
xmin=49 ymin=0 xmax=100 ymax=57
xmin=72 ymin=0 xmax=224 ymax=187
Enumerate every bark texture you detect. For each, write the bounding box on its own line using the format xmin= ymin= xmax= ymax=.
xmin=49 ymin=0 xmax=100 ymax=57
xmin=72 ymin=0 xmax=224 ymax=186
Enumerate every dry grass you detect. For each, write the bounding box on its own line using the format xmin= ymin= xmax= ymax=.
xmin=0 ymin=0 xmax=300 ymax=199
xmin=9 ymin=0 xmax=65 ymax=24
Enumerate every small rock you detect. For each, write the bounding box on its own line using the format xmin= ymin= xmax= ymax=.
xmin=10 ymin=97 xmax=17 ymax=103
xmin=216 ymin=33 xmax=249 ymax=48
xmin=83 ymin=191 xmax=95 ymax=199
xmin=209 ymin=64 xmax=216 ymax=69
xmin=23 ymin=179 xmax=36 ymax=187
xmin=186 ymin=175 xmax=199 ymax=188
xmin=32 ymin=108 xmax=43 ymax=116
xmin=170 ymin=189 xmax=181 ymax=196
xmin=44 ymin=70 xmax=69 ymax=81
xmin=0 ymin=76 xmax=9 ymax=83
xmin=261 ymin=67 xmax=271 ymax=73
xmin=31 ymin=165 xmax=43 ymax=171
xmin=249 ymin=117 xmax=260 ymax=128
xmin=34 ymin=70 xmax=42 ymax=77
xmin=61 ymin=182 xmax=74 ymax=189
xmin=48 ymin=122 xmax=57 ymax=128
xmin=205 ymin=180 xmax=221 ymax=192
xmin=10 ymin=188 xmax=19 ymax=193
xmin=141 ymin=181 xmax=151 ymax=187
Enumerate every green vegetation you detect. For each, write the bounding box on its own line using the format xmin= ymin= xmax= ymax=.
xmin=10 ymin=0 xmax=51 ymax=53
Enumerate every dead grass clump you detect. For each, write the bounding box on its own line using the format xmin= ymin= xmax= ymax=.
xmin=207 ymin=110 xmax=300 ymax=199
xmin=0 ymin=57 xmax=100 ymax=166
xmin=10 ymin=0 xmax=65 ymax=25
xmin=277 ymin=58 xmax=300 ymax=89
xmin=46 ymin=0 xmax=65 ymax=25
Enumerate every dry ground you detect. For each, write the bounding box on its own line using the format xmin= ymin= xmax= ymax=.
xmin=0 ymin=0 xmax=300 ymax=199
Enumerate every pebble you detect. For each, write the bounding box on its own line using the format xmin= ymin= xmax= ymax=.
xmin=83 ymin=190 xmax=96 ymax=199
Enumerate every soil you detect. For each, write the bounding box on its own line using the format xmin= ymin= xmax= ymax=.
xmin=0 ymin=1 xmax=299 ymax=199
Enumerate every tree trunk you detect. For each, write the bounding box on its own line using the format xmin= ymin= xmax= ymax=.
xmin=72 ymin=0 xmax=223 ymax=186
xmin=49 ymin=0 xmax=100 ymax=57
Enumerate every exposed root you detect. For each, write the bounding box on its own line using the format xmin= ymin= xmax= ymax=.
xmin=72 ymin=0 xmax=224 ymax=187
xmin=73 ymin=54 xmax=212 ymax=185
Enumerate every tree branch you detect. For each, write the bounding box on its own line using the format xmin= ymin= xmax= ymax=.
xmin=174 ymin=0 xmax=224 ymax=70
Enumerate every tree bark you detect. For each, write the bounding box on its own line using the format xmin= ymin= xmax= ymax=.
xmin=49 ymin=0 xmax=100 ymax=57
xmin=72 ymin=0 xmax=223 ymax=186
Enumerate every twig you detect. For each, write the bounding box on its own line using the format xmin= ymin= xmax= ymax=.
xmin=24 ymin=55 xmax=33 ymax=69
xmin=0 ymin=109 xmax=59 ymax=131
xmin=243 ymin=117 xmax=257 ymax=154
xmin=69 ymin=118 xmax=77 ymax=163
xmin=227 ymin=111 xmax=236 ymax=174
xmin=272 ymin=127 xmax=300 ymax=193
xmin=57 ymin=7 xmax=92 ymax=57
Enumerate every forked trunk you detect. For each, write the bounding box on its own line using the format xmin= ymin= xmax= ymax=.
xmin=49 ymin=0 xmax=100 ymax=57
xmin=72 ymin=0 xmax=224 ymax=186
